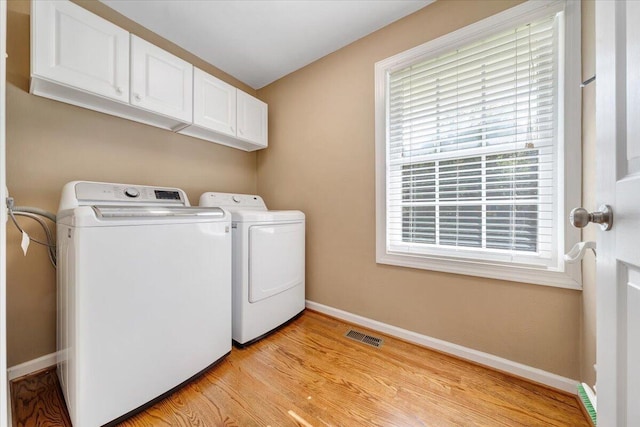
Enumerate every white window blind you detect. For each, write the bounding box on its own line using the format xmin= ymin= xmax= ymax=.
xmin=385 ymin=13 xmax=560 ymax=267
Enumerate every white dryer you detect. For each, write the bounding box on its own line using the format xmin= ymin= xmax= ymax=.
xmin=200 ymin=192 xmax=305 ymax=346
xmin=57 ymin=181 xmax=232 ymax=427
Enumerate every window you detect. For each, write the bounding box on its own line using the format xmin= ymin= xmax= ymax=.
xmin=375 ymin=0 xmax=582 ymax=289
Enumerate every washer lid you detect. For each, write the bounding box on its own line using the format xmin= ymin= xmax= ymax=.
xmin=231 ymin=209 xmax=305 ymax=222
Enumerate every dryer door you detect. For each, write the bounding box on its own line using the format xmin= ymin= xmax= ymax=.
xmin=249 ymin=221 xmax=305 ymax=303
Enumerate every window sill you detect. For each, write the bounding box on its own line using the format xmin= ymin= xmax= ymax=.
xmin=377 ymin=251 xmax=582 ymax=290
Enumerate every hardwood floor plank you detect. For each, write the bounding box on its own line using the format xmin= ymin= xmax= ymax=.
xmin=10 ymin=367 xmax=72 ymax=427
xmin=11 ymin=310 xmax=590 ymax=427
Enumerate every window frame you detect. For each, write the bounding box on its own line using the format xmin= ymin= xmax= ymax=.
xmin=374 ymin=0 xmax=582 ymax=289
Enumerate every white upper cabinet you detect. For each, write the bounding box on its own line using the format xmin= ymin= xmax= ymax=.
xmin=31 ymin=1 xmax=191 ymax=130
xmin=237 ymin=90 xmax=268 ymax=148
xmin=130 ymin=35 xmax=193 ymax=123
xmin=193 ymin=67 xmax=236 ymax=136
xmin=179 ymin=68 xmax=268 ymax=151
xmin=31 ymin=0 xmax=129 ymax=103
xmin=30 ymin=0 xmax=267 ymax=149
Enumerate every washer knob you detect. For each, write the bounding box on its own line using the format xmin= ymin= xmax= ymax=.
xmin=124 ymin=187 xmax=140 ymax=198
xmin=232 ymin=195 xmax=241 ymax=203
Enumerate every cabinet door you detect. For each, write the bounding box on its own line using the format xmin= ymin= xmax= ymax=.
xmin=193 ymin=68 xmax=236 ymax=136
xmin=237 ymin=90 xmax=268 ymax=148
xmin=31 ymin=0 xmax=129 ymax=103
xmin=130 ymin=35 xmax=193 ymax=122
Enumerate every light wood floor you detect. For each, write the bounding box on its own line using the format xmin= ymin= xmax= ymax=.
xmin=11 ymin=310 xmax=589 ymax=426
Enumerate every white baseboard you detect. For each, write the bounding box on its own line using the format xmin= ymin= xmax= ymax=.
xmin=306 ymin=300 xmax=579 ymax=395
xmin=7 ymin=352 xmax=57 ymax=381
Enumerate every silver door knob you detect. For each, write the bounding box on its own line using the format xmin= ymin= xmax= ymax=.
xmin=570 ymin=205 xmax=613 ymax=230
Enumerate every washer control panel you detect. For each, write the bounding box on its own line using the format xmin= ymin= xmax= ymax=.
xmin=73 ymin=182 xmax=187 ymax=206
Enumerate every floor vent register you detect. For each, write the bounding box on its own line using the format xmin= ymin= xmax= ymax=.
xmin=344 ymin=329 xmax=384 ymax=348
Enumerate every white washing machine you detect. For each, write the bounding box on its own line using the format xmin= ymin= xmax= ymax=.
xmin=57 ymin=181 xmax=232 ymax=427
xmin=200 ymin=192 xmax=305 ymax=347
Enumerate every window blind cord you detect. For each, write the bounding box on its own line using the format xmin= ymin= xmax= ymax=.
xmin=455 ymin=50 xmax=460 ymax=247
xmin=519 ymin=24 xmax=534 ymax=253
xmin=511 ymin=27 xmax=520 ymax=253
xmin=6 ymin=196 xmax=57 ymax=268
xmin=410 ymin=65 xmax=418 ymax=242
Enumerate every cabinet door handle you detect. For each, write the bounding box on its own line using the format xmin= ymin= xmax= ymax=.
xmin=134 ymin=93 xmax=142 ymax=102
xmin=115 ymin=87 xmax=123 ymax=95
xmin=238 ymin=128 xmax=244 ymax=135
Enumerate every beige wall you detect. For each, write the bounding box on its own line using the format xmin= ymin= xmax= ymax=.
xmin=6 ymin=0 xmax=257 ymax=366
xmin=257 ymin=0 xmax=587 ymax=379
xmin=5 ymin=0 xmax=597 ymax=383
xmin=580 ymin=0 xmax=597 ymax=388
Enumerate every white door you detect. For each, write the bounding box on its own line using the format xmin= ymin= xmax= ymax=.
xmin=193 ymin=67 xmax=237 ymax=136
xmin=595 ymin=1 xmax=640 ymax=425
xmin=237 ymin=90 xmax=268 ymax=148
xmin=130 ymin=35 xmax=193 ymax=123
xmin=31 ymin=0 xmax=129 ymax=103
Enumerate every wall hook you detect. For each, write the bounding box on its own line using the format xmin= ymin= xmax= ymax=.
xmin=564 ymin=241 xmax=597 ymax=263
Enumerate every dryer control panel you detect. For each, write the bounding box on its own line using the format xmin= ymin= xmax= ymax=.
xmin=200 ymin=192 xmax=266 ymax=209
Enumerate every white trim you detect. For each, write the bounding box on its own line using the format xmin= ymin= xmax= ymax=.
xmin=1 ymin=0 xmax=9 ymax=425
xmin=306 ymin=300 xmax=579 ymax=394
xmin=378 ymin=252 xmax=581 ymax=290
xmin=7 ymin=352 xmax=57 ymax=381
xmin=374 ymin=0 xmax=582 ymax=289
xmin=559 ymin=0 xmax=583 ymax=291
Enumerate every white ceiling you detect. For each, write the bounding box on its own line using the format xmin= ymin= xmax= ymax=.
xmin=99 ymin=0 xmax=431 ymax=89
